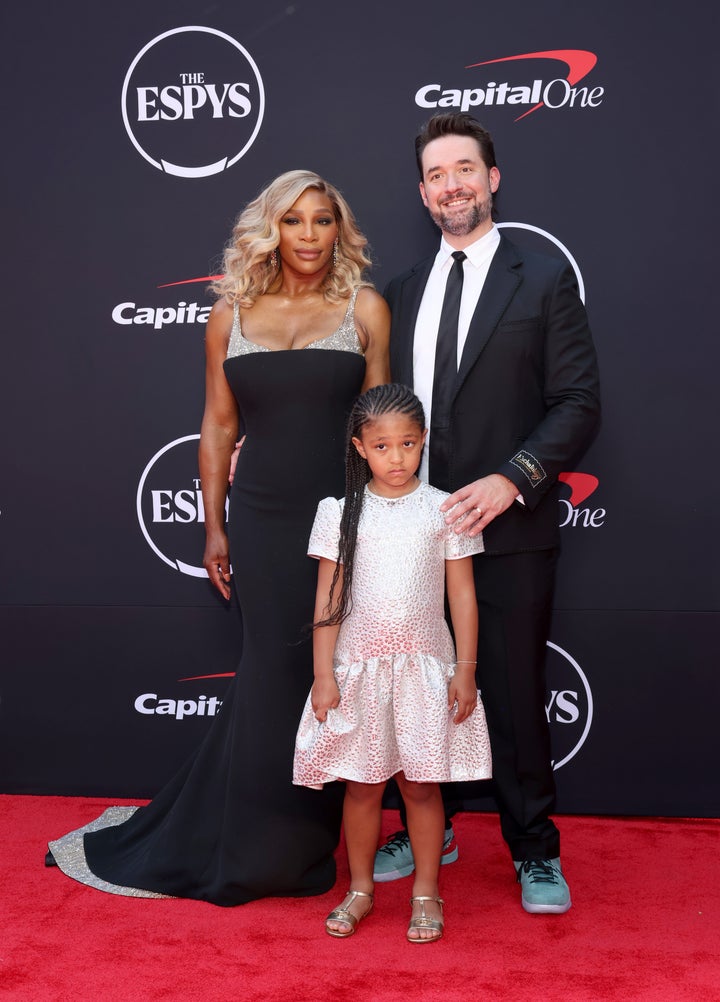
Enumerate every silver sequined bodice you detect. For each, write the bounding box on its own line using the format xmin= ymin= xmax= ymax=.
xmin=227 ymin=287 xmax=363 ymax=359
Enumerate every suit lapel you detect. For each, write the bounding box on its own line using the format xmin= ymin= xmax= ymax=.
xmin=456 ymin=236 xmax=522 ymax=389
xmin=393 ymin=257 xmax=434 ymax=386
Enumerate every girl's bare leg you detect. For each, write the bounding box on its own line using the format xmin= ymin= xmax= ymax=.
xmin=396 ymin=773 xmax=445 ymax=941
xmin=326 ymin=780 xmax=385 ymax=934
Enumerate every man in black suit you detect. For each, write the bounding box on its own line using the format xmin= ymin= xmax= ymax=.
xmin=374 ymin=112 xmax=600 ymax=913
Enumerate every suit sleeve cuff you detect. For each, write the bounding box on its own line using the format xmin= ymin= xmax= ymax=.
xmin=503 ymin=450 xmax=548 ymax=490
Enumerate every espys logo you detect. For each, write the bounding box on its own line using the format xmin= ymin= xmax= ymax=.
xmin=558 ymin=472 xmax=605 ymax=529
xmin=416 ymin=49 xmax=603 ymax=121
xmin=122 ymin=26 xmax=265 ymax=178
xmin=545 ymin=641 xmax=593 ymax=770
xmin=137 ymin=434 xmax=221 ymax=577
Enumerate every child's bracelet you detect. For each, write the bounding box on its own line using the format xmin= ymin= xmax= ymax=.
xmin=455 ymin=659 xmax=477 ymax=664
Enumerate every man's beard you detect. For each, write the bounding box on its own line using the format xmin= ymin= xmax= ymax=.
xmin=430 ymin=192 xmax=492 ymax=237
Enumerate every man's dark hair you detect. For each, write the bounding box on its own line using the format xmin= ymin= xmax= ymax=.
xmin=415 ymin=112 xmax=497 ymax=179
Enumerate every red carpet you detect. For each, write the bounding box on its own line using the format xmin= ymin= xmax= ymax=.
xmin=1 ymin=796 xmax=717 ymax=1001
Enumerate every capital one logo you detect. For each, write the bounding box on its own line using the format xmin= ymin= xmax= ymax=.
xmin=121 ymin=26 xmax=265 ymax=178
xmin=546 ymin=641 xmax=593 ymax=770
xmin=416 ymin=49 xmax=603 ymax=122
xmin=558 ymin=472 xmax=605 ymax=529
xmin=137 ymin=434 xmax=224 ymax=577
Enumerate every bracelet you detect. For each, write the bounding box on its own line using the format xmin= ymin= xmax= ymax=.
xmin=455 ymin=659 xmax=477 ymax=664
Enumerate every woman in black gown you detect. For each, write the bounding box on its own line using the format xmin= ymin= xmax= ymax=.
xmin=47 ymin=171 xmax=390 ymax=905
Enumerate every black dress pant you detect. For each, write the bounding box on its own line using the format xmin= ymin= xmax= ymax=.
xmin=472 ymin=548 xmax=559 ymax=860
xmin=399 ymin=548 xmax=560 ymax=862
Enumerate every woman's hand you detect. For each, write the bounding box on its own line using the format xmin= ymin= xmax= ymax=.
xmin=311 ymin=676 xmax=340 ymax=722
xmin=203 ymin=528 xmax=232 ymax=600
xmin=448 ymin=665 xmax=478 ymax=724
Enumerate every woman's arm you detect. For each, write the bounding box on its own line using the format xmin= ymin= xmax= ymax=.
xmin=311 ymin=557 xmax=343 ymax=722
xmin=355 ymin=287 xmax=391 ymax=391
xmin=445 ymin=556 xmax=479 ymax=723
xmin=199 ymin=299 xmax=239 ymax=600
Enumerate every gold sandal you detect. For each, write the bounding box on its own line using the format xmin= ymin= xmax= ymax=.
xmin=407 ymin=895 xmax=444 ymax=943
xmin=325 ymin=890 xmax=374 ymax=938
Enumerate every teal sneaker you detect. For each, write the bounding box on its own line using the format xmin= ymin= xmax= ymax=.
xmin=514 ymin=858 xmax=571 ymax=914
xmin=373 ymin=828 xmax=458 ymax=882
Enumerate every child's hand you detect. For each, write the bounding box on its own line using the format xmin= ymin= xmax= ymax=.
xmin=311 ymin=676 xmax=340 ymax=722
xmin=448 ymin=666 xmax=478 ymax=724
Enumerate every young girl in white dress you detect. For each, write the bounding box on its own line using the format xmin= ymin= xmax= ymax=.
xmin=293 ymin=383 xmax=491 ymax=943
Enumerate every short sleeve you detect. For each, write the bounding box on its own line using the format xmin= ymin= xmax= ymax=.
xmin=308 ymin=496 xmax=342 ymax=562
xmin=444 ymin=506 xmax=485 ymax=560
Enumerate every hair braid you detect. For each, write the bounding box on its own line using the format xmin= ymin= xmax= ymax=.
xmin=316 ymin=384 xmax=425 ymax=628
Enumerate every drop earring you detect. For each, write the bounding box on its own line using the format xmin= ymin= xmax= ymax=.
xmin=270 ymin=249 xmax=278 ymax=269
xmin=333 ymin=239 xmax=339 ymax=268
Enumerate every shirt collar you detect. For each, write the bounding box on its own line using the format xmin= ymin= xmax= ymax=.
xmin=437 ymin=224 xmax=500 ymax=270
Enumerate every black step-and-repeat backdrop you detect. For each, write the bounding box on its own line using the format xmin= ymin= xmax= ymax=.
xmin=1 ymin=1 xmax=717 ymax=816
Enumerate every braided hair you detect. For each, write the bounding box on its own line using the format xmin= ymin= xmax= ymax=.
xmin=317 ymin=383 xmax=426 ymax=628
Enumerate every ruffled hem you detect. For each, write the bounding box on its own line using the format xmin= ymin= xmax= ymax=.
xmin=293 ymin=652 xmax=492 ymax=789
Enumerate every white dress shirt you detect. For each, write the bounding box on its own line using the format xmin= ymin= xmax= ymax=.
xmin=414 ymin=225 xmax=501 ymax=482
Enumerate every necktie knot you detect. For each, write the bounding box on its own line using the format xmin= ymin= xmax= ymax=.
xmin=451 ymin=251 xmax=467 ymax=264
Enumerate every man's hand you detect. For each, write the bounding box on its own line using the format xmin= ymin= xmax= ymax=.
xmin=440 ymin=473 xmax=518 ymax=537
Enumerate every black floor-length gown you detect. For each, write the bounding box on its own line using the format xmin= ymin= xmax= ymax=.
xmin=48 ymin=298 xmax=366 ymax=905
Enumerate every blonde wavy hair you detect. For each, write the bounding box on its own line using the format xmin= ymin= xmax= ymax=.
xmin=211 ymin=170 xmax=372 ymax=306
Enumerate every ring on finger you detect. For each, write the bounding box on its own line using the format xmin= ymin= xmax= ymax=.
xmin=475 ymin=507 xmax=483 ymax=516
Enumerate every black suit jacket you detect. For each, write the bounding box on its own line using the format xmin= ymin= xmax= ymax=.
xmin=385 ymin=235 xmax=601 ymax=554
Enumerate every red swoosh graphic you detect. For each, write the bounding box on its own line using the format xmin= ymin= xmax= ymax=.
xmin=465 ymin=49 xmax=597 ymax=121
xmin=178 ymin=673 xmax=236 ymax=682
xmin=558 ymin=472 xmax=599 ymax=507
xmin=157 ymin=275 xmax=223 ymax=289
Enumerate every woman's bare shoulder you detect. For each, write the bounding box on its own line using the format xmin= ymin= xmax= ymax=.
xmin=210 ymin=297 xmax=234 ymax=321
xmin=355 ymin=286 xmax=390 ymax=323
xmin=205 ymin=297 xmax=235 ymax=350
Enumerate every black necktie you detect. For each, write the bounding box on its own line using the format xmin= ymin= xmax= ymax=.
xmin=429 ymin=250 xmax=466 ymax=491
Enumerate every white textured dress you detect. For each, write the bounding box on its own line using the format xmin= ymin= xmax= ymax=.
xmin=293 ymin=481 xmax=492 ymax=788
